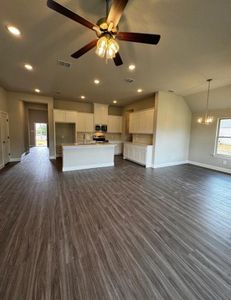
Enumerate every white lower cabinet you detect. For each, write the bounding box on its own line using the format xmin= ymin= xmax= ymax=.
xmin=123 ymin=143 xmax=153 ymax=168
xmin=109 ymin=141 xmax=123 ymax=155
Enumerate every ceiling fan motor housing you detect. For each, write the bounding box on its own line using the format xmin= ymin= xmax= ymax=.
xmin=96 ymin=17 xmax=118 ymax=36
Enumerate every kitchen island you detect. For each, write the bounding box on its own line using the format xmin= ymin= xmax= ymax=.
xmin=62 ymin=143 xmax=115 ymax=172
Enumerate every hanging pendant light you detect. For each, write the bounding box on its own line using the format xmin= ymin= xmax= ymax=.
xmin=197 ymin=79 xmax=214 ymax=125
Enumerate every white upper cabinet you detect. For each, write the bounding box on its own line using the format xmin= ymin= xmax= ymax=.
xmin=54 ymin=110 xmax=94 ymax=132
xmin=66 ymin=111 xmax=77 ymax=123
xmin=94 ymin=103 xmax=108 ymax=124
xmin=108 ymin=116 xmax=122 ymax=133
xmin=85 ymin=113 xmax=94 ymax=132
xmin=54 ymin=110 xmax=66 ymax=123
xmin=54 ymin=110 xmax=77 ymax=124
xmin=129 ymin=109 xmax=154 ymax=134
xmin=77 ymin=112 xmax=94 ymax=132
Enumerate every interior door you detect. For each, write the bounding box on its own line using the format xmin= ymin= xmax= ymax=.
xmin=1 ymin=117 xmax=10 ymax=165
xmin=0 ymin=118 xmax=3 ymax=167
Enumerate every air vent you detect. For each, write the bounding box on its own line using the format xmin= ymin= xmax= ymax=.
xmin=125 ymin=78 xmax=135 ymax=84
xmin=57 ymin=59 xmax=71 ymax=68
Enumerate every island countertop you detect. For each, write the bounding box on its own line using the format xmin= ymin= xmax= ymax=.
xmin=62 ymin=143 xmax=115 ymax=150
xmin=62 ymin=143 xmax=115 ymax=172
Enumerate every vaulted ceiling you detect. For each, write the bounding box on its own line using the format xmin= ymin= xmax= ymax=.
xmin=1 ymin=0 xmax=231 ymax=106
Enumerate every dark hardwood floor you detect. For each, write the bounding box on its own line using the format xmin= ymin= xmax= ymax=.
xmin=0 ymin=147 xmax=231 ymax=300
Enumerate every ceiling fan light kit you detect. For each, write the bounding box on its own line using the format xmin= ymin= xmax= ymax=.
xmin=95 ymin=35 xmax=119 ymax=60
xmin=47 ymin=0 xmax=161 ymax=66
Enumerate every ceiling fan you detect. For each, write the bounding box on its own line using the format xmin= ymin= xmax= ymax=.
xmin=47 ymin=0 xmax=161 ymax=66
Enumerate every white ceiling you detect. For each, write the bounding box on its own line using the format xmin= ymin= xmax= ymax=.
xmin=1 ymin=0 xmax=231 ymax=106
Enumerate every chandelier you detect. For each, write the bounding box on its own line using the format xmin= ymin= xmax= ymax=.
xmin=197 ymin=79 xmax=214 ymax=125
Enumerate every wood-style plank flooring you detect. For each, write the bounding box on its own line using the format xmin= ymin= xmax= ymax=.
xmin=0 ymin=147 xmax=231 ymax=300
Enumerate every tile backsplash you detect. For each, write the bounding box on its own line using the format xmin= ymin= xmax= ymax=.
xmin=77 ymin=132 xmax=93 ymax=143
xmin=77 ymin=132 xmax=122 ymax=142
xmin=132 ymin=134 xmax=153 ymax=145
xmin=106 ymin=133 xmax=122 ymax=141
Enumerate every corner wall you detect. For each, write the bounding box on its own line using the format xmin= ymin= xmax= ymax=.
xmin=153 ymin=92 xmax=192 ymax=168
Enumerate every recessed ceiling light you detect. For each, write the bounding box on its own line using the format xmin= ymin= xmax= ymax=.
xmin=81 ymin=95 xmax=86 ymax=99
xmin=6 ymin=25 xmax=21 ymax=36
xmin=94 ymin=79 xmax=100 ymax=85
xmin=113 ymin=100 xmax=117 ymax=104
xmin=35 ymin=89 xmax=40 ymax=93
xmin=137 ymin=89 xmax=143 ymax=93
xmin=24 ymin=64 xmax=33 ymax=71
xmin=129 ymin=64 xmax=136 ymax=71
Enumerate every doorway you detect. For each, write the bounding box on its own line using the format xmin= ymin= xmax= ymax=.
xmin=0 ymin=112 xmax=10 ymax=167
xmin=35 ymin=123 xmax=48 ymax=147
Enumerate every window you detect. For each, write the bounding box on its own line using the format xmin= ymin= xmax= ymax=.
xmin=216 ymin=118 xmax=231 ymax=157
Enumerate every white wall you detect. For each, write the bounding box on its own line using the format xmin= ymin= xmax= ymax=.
xmin=153 ymin=92 xmax=192 ymax=168
xmin=54 ymin=99 xmax=93 ymax=113
xmin=0 ymin=87 xmax=8 ymax=112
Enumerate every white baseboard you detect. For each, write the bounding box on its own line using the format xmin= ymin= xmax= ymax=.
xmin=10 ymin=157 xmax=21 ymax=162
xmin=63 ymin=162 xmax=114 ymax=172
xmin=0 ymin=163 xmax=4 ymax=170
xmin=21 ymin=152 xmax=28 ymax=159
xmin=188 ymin=161 xmax=231 ymax=174
xmin=153 ymin=160 xmax=189 ymax=169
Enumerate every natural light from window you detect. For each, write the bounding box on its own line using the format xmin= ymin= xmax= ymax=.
xmin=216 ymin=119 xmax=231 ymax=156
xmin=35 ymin=123 xmax=47 ymax=147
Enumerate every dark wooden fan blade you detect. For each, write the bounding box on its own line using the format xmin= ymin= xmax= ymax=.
xmin=117 ymin=32 xmax=161 ymax=45
xmin=113 ymin=52 xmax=123 ymax=66
xmin=71 ymin=40 xmax=98 ymax=59
xmin=47 ymin=0 xmax=95 ymax=30
xmin=107 ymin=0 xmax=129 ymax=27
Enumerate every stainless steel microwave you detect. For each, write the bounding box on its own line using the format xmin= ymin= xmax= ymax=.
xmin=95 ymin=124 xmax=107 ymax=132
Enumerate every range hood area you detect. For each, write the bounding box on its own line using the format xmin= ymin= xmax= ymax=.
xmin=94 ymin=103 xmax=109 ymax=126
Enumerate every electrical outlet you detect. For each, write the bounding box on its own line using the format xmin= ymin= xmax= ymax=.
xmin=223 ymin=160 xmax=227 ymax=166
